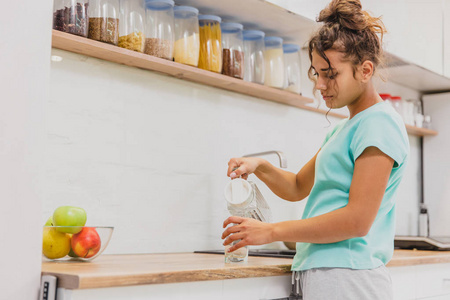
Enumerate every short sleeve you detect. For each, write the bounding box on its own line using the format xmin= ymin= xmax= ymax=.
xmin=350 ymin=112 xmax=409 ymax=168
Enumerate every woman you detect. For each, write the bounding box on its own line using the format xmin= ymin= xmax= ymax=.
xmin=221 ymin=0 xmax=409 ymax=299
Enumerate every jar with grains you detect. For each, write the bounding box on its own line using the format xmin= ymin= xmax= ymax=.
xmin=173 ymin=6 xmax=200 ymax=66
xmin=243 ymin=30 xmax=265 ymax=84
xmin=144 ymin=0 xmax=175 ymax=60
xmin=264 ymin=36 xmax=284 ymax=88
xmin=88 ymin=0 xmax=120 ymax=45
xmin=119 ymin=0 xmax=145 ymax=52
xmin=198 ymin=15 xmax=222 ymax=73
xmin=221 ymin=22 xmax=244 ymax=79
xmin=53 ymin=0 xmax=89 ymax=37
xmin=283 ymin=43 xmax=301 ymax=94
xmin=379 ymin=93 xmax=393 ymax=107
xmin=390 ymin=96 xmax=404 ymax=118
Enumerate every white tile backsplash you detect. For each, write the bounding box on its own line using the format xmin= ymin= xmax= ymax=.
xmin=44 ymin=48 xmax=421 ymax=254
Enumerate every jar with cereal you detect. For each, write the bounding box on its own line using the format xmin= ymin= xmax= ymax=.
xmin=88 ymin=0 xmax=120 ymax=45
xmin=144 ymin=0 xmax=175 ymax=60
xmin=53 ymin=0 xmax=89 ymax=37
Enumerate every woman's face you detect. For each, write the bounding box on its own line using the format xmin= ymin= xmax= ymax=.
xmin=311 ymin=50 xmax=364 ymax=109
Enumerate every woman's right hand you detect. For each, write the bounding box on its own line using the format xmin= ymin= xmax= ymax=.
xmin=227 ymin=157 xmax=264 ymax=180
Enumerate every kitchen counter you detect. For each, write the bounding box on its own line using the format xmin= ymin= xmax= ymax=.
xmin=41 ymin=250 xmax=450 ymax=290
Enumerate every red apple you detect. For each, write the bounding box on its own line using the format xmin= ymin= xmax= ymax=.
xmin=71 ymin=227 xmax=101 ymax=258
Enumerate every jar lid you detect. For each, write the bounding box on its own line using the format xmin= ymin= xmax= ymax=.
xmin=221 ymin=22 xmax=244 ymax=33
xmin=198 ymin=15 xmax=222 ymax=23
xmin=379 ymin=93 xmax=392 ymax=100
xmin=283 ymin=43 xmax=300 ymax=53
xmin=174 ymin=6 xmax=199 ymax=18
xmin=243 ymin=30 xmax=265 ymax=41
xmin=145 ymin=0 xmax=174 ymax=10
xmin=264 ymin=36 xmax=283 ymax=47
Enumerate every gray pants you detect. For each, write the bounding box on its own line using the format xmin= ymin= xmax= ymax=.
xmin=296 ymin=265 xmax=393 ymax=300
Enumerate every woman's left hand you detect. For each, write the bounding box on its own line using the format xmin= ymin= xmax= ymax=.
xmin=222 ymin=216 xmax=274 ymax=252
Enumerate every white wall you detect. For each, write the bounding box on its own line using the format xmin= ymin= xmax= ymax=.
xmin=0 ymin=0 xmax=52 ymax=299
xmin=43 ymin=48 xmax=422 ymax=254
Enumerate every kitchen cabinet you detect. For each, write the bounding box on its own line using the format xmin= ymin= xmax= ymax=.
xmin=56 ymin=275 xmax=291 ymax=300
xmin=391 ymin=263 xmax=450 ymax=300
xmin=42 ymin=251 xmax=450 ymax=300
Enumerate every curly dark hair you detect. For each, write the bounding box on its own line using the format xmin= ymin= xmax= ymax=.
xmin=308 ymin=0 xmax=387 ymax=86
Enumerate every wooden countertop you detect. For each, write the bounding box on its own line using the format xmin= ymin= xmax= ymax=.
xmin=41 ymin=250 xmax=450 ymax=290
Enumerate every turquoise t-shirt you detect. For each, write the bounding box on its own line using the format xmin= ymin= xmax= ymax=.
xmin=291 ymin=101 xmax=409 ymax=271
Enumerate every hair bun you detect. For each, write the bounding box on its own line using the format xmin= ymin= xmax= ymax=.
xmin=318 ymin=0 xmax=366 ymax=31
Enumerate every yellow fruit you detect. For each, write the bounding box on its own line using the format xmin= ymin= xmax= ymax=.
xmin=42 ymin=227 xmax=71 ymax=259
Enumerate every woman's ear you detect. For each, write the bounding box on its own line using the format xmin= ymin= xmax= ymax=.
xmin=360 ymin=60 xmax=374 ymax=83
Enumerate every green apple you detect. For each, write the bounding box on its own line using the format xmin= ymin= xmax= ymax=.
xmin=53 ymin=206 xmax=87 ymax=234
xmin=44 ymin=216 xmax=53 ymax=226
xmin=42 ymin=227 xmax=71 ymax=259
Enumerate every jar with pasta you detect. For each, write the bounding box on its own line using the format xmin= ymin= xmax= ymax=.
xmin=221 ymin=22 xmax=244 ymax=79
xmin=88 ymin=0 xmax=120 ymax=45
xmin=198 ymin=15 xmax=222 ymax=73
xmin=53 ymin=0 xmax=89 ymax=37
xmin=243 ymin=30 xmax=265 ymax=84
xmin=283 ymin=43 xmax=301 ymax=94
xmin=118 ymin=0 xmax=145 ymax=52
xmin=264 ymin=36 xmax=284 ymax=88
xmin=144 ymin=0 xmax=175 ymax=60
xmin=173 ymin=6 xmax=200 ymax=66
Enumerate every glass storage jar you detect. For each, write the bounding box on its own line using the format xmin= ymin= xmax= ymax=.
xmin=243 ymin=30 xmax=265 ymax=84
xmin=403 ymin=98 xmax=416 ymax=126
xmin=144 ymin=0 xmax=175 ymax=60
xmin=390 ymin=96 xmax=403 ymax=118
xmin=173 ymin=6 xmax=200 ymax=66
xmin=379 ymin=93 xmax=392 ymax=107
xmin=119 ymin=0 xmax=146 ymax=52
xmin=198 ymin=15 xmax=222 ymax=73
xmin=283 ymin=43 xmax=301 ymax=93
xmin=53 ymin=0 xmax=89 ymax=37
xmin=264 ymin=36 xmax=284 ymax=88
xmin=221 ymin=22 xmax=244 ymax=79
xmin=88 ymin=0 xmax=120 ymax=45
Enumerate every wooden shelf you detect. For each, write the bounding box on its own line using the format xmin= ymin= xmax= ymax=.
xmin=52 ymin=30 xmax=313 ymax=109
xmin=307 ymin=108 xmax=438 ymax=137
xmin=51 ymin=30 xmax=438 ymax=137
